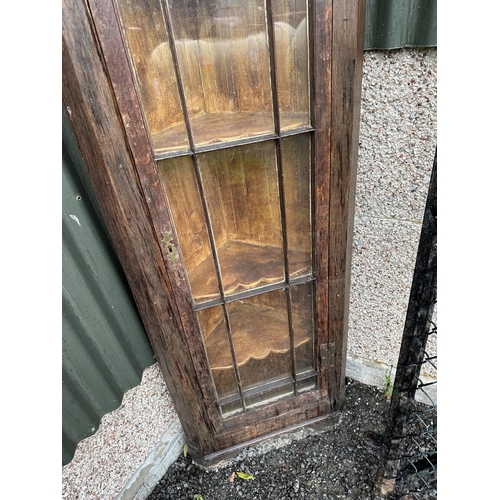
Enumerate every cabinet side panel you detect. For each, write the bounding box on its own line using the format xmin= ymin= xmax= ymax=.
xmin=63 ymin=0 xmax=219 ymax=453
xmin=329 ymin=0 xmax=366 ymax=409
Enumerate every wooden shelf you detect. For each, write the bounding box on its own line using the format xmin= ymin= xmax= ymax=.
xmin=189 ymin=240 xmax=311 ymax=304
xmin=151 ymin=111 xmax=310 ymax=155
xmin=205 ymin=300 xmax=312 ymax=372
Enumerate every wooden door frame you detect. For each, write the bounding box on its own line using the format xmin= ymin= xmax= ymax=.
xmin=62 ymin=0 xmax=365 ymax=463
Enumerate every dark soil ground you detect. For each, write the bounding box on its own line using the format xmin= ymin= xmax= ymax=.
xmin=147 ymin=379 xmax=436 ymax=500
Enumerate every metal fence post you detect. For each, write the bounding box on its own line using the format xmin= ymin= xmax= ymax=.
xmin=375 ymin=149 xmax=437 ymax=498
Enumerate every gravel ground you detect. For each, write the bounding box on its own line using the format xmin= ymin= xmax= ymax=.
xmin=146 ymin=379 xmax=435 ymax=500
xmin=62 ymin=47 xmax=437 ymax=499
xmin=62 ymin=365 xmax=177 ymax=500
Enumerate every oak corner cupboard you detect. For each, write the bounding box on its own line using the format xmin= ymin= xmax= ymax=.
xmin=62 ymin=0 xmax=366 ymax=466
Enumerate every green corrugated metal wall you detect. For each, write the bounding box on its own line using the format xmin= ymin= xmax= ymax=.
xmin=364 ymin=0 xmax=437 ymax=50
xmin=61 ymin=0 xmax=436 ymax=467
xmin=62 ymin=109 xmax=155 ymax=465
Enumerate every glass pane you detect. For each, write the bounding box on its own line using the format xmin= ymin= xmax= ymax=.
xmin=198 ymin=142 xmax=284 ymax=297
xmin=245 ymin=383 xmax=294 ymax=410
xmin=296 ymin=376 xmax=316 ymax=393
xmin=290 ymin=282 xmax=315 ymax=375
xmin=158 ymin=156 xmax=220 ymax=304
xmin=282 ymin=134 xmax=312 ymax=279
xmin=166 ymin=0 xmax=274 ymax=146
xmin=273 ymin=0 xmax=310 ymax=130
xmin=198 ymin=306 xmax=240 ymax=402
xmin=228 ymin=290 xmax=292 ymax=392
xmin=219 ymin=399 xmax=244 ymax=418
xmin=115 ymin=0 xmax=189 ymax=154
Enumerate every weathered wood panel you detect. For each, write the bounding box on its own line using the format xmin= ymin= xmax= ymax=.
xmin=62 ymin=0 xmax=219 ymax=453
xmin=312 ymin=0 xmax=333 ymax=399
xmin=86 ymin=0 xmax=224 ymax=433
xmin=329 ymin=0 xmax=366 ymax=409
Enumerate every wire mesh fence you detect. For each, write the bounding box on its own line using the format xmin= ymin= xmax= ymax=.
xmin=370 ymin=149 xmax=437 ymax=499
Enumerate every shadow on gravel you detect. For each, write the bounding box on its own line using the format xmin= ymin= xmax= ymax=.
xmin=147 ymin=379 xmax=395 ymax=500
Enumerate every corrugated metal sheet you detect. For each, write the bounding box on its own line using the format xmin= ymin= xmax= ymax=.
xmin=62 ymin=109 xmax=155 ymax=466
xmin=364 ymin=0 xmax=437 ymax=50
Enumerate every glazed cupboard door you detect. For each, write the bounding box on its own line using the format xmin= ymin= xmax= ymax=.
xmin=114 ymin=0 xmax=320 ymax=416
xmin=64 ymin=0 xmax=365 ymax=463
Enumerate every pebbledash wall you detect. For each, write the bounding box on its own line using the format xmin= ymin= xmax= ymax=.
xmin=62 ymin=0 xmax=437 ymax=465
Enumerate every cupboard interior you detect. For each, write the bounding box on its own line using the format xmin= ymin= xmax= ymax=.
xmin=159 ymin=136 xmax=312 ymax=306
xmin=116 ymin=0 xmax=310 ymax=154
xmin=197 ymin=284 xmax=316 ymax=413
